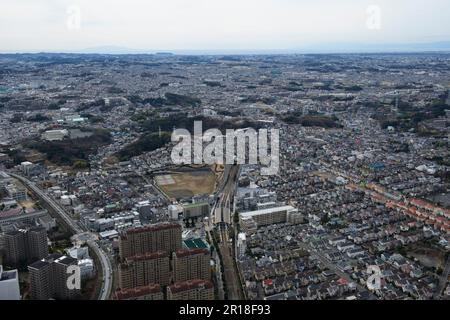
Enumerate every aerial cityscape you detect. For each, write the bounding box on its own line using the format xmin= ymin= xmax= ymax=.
xmin=0 ymin=0 xmax=449 ymax=305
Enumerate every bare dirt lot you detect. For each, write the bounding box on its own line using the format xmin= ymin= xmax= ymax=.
xmin=407 ymin=242 xmax=447 ymax=269
xmin=156 ymin=166 xmax=218 ymax=199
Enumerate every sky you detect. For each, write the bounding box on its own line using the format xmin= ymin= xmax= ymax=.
xmin=1 ymin=0 xmax=450 ymax=53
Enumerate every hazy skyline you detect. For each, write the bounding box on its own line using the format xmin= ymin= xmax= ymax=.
xmin=1 ymin=0 xmax=450 ymax=53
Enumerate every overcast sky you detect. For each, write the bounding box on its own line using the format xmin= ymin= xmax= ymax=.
xmin=1 ymin=0 xmax=450 ymax=52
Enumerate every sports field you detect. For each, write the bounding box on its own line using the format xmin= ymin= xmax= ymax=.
xmin=155 ymin=167 xmax=218 ymax=199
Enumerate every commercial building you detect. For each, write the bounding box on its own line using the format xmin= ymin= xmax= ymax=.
xmin=119 ymin=222 xmax=182 ymax=258
xmin=167 ymin=279 xmax=214 ymax=300
xmin=0 ymin=265 xmax=20 ymax=300
xmin=119 ymin=251 xmax=170 ymax=289
xmin=172 ymin=248 xmax=210 ymax=283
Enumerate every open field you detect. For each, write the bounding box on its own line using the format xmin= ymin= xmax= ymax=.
xmin=18 ymin=200 xmax=35 ymax=209
xmin=155 ymin=166 xmax=218 ymax=199
xmin=406 ymin=242 xmax=447 ymax=269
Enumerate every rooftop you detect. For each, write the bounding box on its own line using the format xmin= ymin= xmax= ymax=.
xmin=240 ymin=205 xmax=296 ymax=219
xmin=183 ymin=238 xmax=209 ymax=249
xmin=115 ymin=284 xmax=162 ymax=300
xmin=174 ymin=248 xmax=209 ymax=258
xmin=168 ymin=279 xmax=213 ymax=294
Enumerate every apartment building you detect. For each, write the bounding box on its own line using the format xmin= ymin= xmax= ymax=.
xmin=28 ymin=253 xmax=80 ymax=300
xmin=239 ymin=205 xmax=297 ymax=230
xmin=3 ymin=226 xmax=48 ymax=267
xmin=172 ymin=248 xmax=210 ymax=283
xmin=119 ymin=251 xmax=170 ymax=289
xmin=167 ymin=279 xmax=214 ymax=300
xmin=114 ymin=284 xmax=164 ymax=300
xmin=119 ymin=222 xmax=182 ymax=259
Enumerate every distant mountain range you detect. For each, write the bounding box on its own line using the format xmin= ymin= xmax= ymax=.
xmin=292 ymin=41 xmax=450 ymax=54
xmin=3 ymin=41 xmax=450 ymax=55
xmin=74 ymin=41 xmax=450 ymax=55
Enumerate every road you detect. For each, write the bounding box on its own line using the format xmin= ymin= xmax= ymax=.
xmin=318 ymin=166 xmax=450 ymax=299
xmin=88 ymin=240 xmax=113 ymax=300
xmin=9 ymin=172 xmax=113 ymax=300
xmin=9 ymin=173 xmax=84 ymax=234
xmin=297 ymin=241 xmax=377 ymax=299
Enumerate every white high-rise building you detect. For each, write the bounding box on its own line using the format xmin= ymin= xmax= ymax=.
xmin=0 ymin=265 xmax=21 ymax=300
xmin=237 ymin=233 xmax=247 ymax=258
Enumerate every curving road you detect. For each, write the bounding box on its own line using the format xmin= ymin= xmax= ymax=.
xmin=9 ymin=172 xmax=113 ymax=300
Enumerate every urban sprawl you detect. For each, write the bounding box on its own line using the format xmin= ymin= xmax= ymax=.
xmin=0 ymin=53 xmax=449 ymax=300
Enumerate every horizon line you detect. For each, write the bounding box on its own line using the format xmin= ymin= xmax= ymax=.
xmin=2 ymin=49 xmax=450 ymax=56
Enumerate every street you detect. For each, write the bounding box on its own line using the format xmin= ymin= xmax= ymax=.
xmin=8 ymin=172 xmax=113 ymax=300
